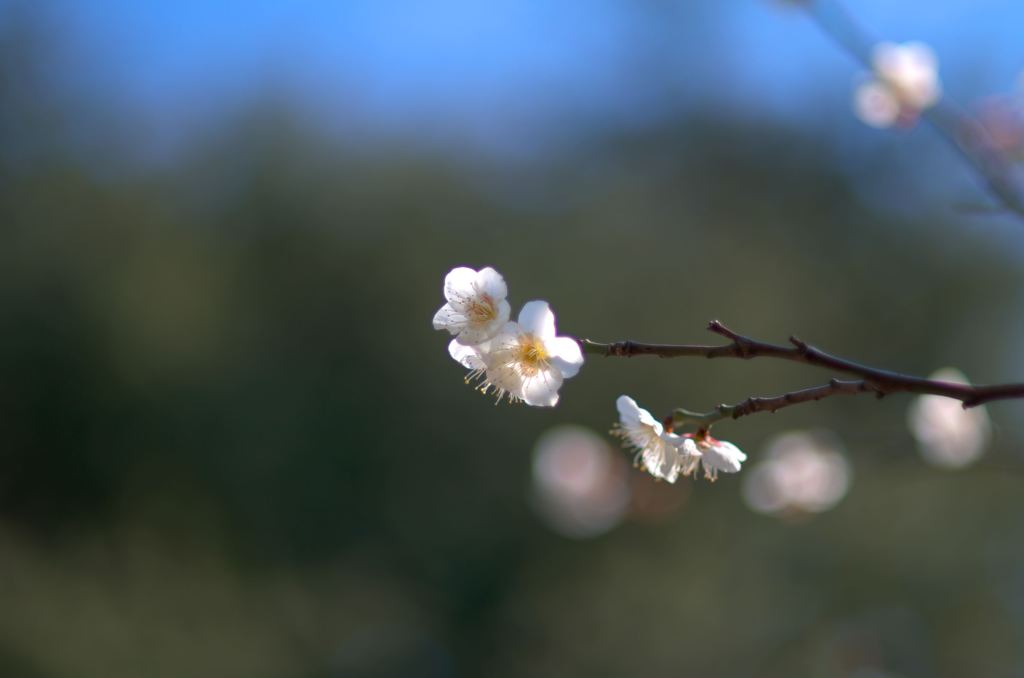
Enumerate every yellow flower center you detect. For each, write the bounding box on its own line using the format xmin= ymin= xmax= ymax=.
xmin=515 ymin=335 xmax=548 ymax=376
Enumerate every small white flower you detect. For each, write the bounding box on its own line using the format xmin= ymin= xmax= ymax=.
xmin=433 ymin=266 xmax=511 ymax=345
xmin=687 ymin=433 xmax=747 ymax=482
xmin=613 ymin=396 xmax=698 ymax=483
xmin=480 ymin=301 xmax=584 ymax=407
xmin=854 ymin=41 xmax=941 ymax=128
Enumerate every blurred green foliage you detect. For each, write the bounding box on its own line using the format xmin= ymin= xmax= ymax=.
xmin=1 ymin=9 xmax=1024 ymax=678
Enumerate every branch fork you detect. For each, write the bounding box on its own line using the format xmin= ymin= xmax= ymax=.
xmin=581 ymin=320 xmax=1024 ymax=428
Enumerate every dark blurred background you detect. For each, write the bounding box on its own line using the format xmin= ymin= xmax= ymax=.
xmin=2 ymin=1 xmax=1024 ymax=676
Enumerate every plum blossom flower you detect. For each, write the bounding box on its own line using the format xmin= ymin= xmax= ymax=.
xmin=854 ymin=41 xmax=941 ymax=128
xmin=433 ymin=266 xmax=511 ymax=345
xmin=481 ymin=301 xmax=584 ymax=407
xmin=613 ymin=396 xmax=699 ymax=483
xmin=688 ymin=433 xmax=747 ymax=482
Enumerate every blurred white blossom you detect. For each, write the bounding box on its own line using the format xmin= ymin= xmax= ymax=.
xmin=481 ymin=301 xmax=584 ymax=407
xmin=530 ymin=426 xmax=630 ymax=539
xmin=743 ymin=430 xmax=851 ymax=516
xmin=854 ymin=42 xmax=941 ymax=128
xmin=433 ymin=266 xmax=511 ymax=345
xmin=907 ymin=368 xmax=991 ymax=468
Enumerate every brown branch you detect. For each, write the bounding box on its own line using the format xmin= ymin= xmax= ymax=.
xmin=672 ymin=379 xmax=880 ymax=428
xmin=580 ymin=320 xmax=1024 ymax=409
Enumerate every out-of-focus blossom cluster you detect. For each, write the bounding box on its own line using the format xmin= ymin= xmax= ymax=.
xmin=613 ymin=396 xmax=746 ymax=484
xmin=742 ymin=430 xmax=851 ymax=517
xmin=907 ymin=368 xmax=991 ymax=468
xmin=854 ymin=42 xmax=941 ymax=129
xmin=530 ymin=426 xmax=631 ymax=538
xmin=434 ymin=266 xmax=584 ymax=407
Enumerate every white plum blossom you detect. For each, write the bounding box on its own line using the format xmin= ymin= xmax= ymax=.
xmin=481 ymin=301 xmax=584 ymax=407
xmin=687 ymin=433 xmax=747 ymax=482
xmin=613 ymin=396 xmax=699 ymax=483
xmin=613 ymin=396 xmax=747 ymax=483
xmin=854 ymin=41 xmax=941 ymax=128
xmin=433 ymin=266 xmax=511 ymax=345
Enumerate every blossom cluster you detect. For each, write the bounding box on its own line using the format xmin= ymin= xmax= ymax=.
xmin=854 ymin=41 xmax=941 ymax=128
xmin=433 ymin=266 xmax=584 ymax=407
xmin=433 ymin=267 xmax=747 ymax=483
xmin=613 ymin=396 xmax=746 ymax=483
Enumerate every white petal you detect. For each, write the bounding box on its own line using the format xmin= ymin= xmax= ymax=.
xmin=646 ymin=436 xmax=682 ymax=483
xmin=616 ymin=396 xmax=662 ymax=436
xmin=484 ymin=362 xmax=525 ymax=401
xmin=616 ymin=395 xmax=642 ymax=423
xmin=518 ymin=300 xmax=556 ymax=340
xmin=454 ymin=319 xmax=504 ymax=346
xmin=678 ymin=436 xmax=700 ymax=456
xmin=495 ymin=299 xmax=512 ymax=325
xmin=487 ymin=322 xmax=522 ymax=350
xmin=443 ymin=267 xmax=479 ymax=306
xmin=448 ymin=339 xmax=486 ymax=370
xmin=703 ymin=439 xmax=746 ymax=474
xmin=521 ymin=368 xmax=563 ymax=407
xmin=474 ymin=267 xmax=507 ymax=301
xmin=546 ymin=336 xmax=584 ymax=378
xmin=433 ymin=303 xmax=467 ymax=332
xmin=671 ymin=436 xmax=704 ymax=477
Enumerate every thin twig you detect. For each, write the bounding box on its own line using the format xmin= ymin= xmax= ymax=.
xmin=672 ymin=378 xmax=878 ymax=427
xmin=579 ymin=320 xmax=1024 ymax=409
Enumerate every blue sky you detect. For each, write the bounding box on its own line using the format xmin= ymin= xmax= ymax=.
xmin=5 ymin=0 xmax=1024 ymax=231
xmin=23 ymin=0 xmax=1019 ymax=155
